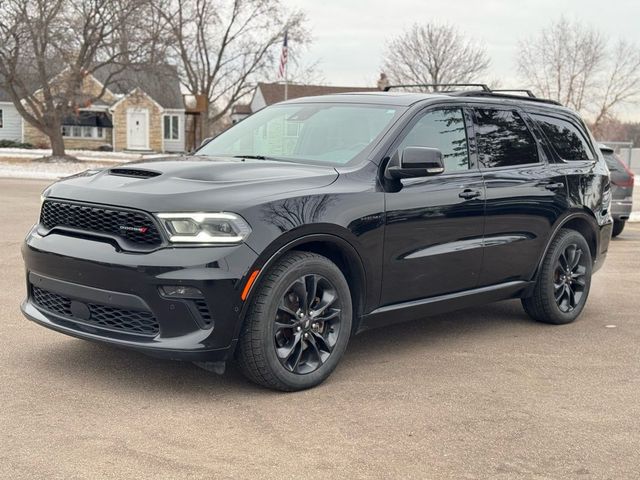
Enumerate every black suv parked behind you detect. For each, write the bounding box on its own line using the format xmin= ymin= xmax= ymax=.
xmin=22 ymin=84 xmax=612 ymax=391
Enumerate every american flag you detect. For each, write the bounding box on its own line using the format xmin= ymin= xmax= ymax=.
xmin=278 ymin=30 xmax=288 ymax=78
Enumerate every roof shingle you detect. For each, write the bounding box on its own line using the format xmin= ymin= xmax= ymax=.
xmin=93 ymin=64 xmax=184 ymax=109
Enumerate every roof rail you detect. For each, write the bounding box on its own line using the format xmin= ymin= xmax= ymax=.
xmin=451 ymin=90 xmax=562 ymax=106
xmin=384 ymin=83 xmax=490 ymax=92
xmin=382 ymin=83 xmax=562 ymax=106
xmin=490 ymin=89 xmax=536 ymax=98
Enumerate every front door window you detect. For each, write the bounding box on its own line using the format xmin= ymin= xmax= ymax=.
xmin=398 ymin=108 xmax=470 ymax=173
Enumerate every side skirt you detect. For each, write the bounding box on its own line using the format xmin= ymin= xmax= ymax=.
xmin=357 ymin=280 xmax=534 ymax=334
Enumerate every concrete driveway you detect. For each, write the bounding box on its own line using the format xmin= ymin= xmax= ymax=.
xmin=1 ymin=178 xmax=639 ymax=479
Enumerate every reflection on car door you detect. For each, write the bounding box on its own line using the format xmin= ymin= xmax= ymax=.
xmin=382 ymin=106 xmax=486 ymax=306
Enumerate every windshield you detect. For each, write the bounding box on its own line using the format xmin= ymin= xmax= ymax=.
xmin=198 ymin=103 xmax=403 ymax=166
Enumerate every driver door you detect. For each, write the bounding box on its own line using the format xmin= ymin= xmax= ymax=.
xmin=381 ymin=106 xmax=486 ymax=306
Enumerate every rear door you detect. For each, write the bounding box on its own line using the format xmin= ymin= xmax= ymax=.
xmin=473 ymin=106 xmax=569 ymax=286
xmin=381 ymin=105 xmax=485 ymax=305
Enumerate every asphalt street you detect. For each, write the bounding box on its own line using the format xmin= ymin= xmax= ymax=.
xmin=1 ymin=178 xmax=639 ymax=479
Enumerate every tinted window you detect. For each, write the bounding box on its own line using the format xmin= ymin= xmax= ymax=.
xmin=531 ymin=114 xmax=594 ymax=161
xmin=398 ymin=108 xmax=469 ymax=172
xmin=475 ymin=109 xmax=539 ymax=168
xmin=602 ymin=152 xmax=620 ymax=171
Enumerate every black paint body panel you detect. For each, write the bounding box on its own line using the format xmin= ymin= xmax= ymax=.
xmin=21 ymin=93 xmax=612 ymax=362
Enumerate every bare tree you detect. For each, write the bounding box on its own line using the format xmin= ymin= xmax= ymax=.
xmin=0 ymin=0 xmax=153 ymax=159
xmin=153 ymin=0 xmax=310 ymax=134
xmin=382 ymin=23 xmax=490 ymax=89
xmin=591 ymin=40 xmax=640 ymax=132
xmin=517 ymin=17 xmax=640 ymax=134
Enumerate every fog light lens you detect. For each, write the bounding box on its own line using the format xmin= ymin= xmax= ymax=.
xmin=159 ymin=285 xmax=203 ymax=298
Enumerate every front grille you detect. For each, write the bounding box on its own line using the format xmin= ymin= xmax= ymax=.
xmin=32 ymin=286 xmax=159 ymax=336
xmin=40 ymin=200 xmax=162 ymax=247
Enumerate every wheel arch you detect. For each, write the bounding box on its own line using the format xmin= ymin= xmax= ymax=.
xmin=531 ymin=211 xmax=599 ymax=284
xmin=235 ymin=233 xmax=369 ymax=342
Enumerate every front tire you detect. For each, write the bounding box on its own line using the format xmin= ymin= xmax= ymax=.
xmin=612 ymin=220 xmax=625 ymax=238
xmin=522 ymin=229 xmax=592 ymax=325
xmin=237 ymin=251 xmax=352 ymax=391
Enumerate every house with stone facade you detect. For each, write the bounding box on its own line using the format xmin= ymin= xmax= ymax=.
xmin=1 ymin=64 xmax=186 ymax=153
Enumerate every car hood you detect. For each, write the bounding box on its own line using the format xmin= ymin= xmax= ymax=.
xmin=45 ymin=156 xmax=340 ymax=212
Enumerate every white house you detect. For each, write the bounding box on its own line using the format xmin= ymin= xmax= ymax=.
xmin=0 ymin=88 xmax=24 ymax=143
xmin=0 ymin=64 xmax=187 ymax=153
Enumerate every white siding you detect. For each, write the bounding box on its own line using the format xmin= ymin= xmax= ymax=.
xmin=0 ymin=102 xmax=23 ymax=142
xmin=251 ymin=89 xmax=266 ymax=112
xmin=162 ymin=110 xmax=185 ymax=153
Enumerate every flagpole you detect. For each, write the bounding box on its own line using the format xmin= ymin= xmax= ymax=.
xmin=284 ymin=61 xmax=288 ymax=101
xmin=281 ymin=29 xmax=288 ymax=101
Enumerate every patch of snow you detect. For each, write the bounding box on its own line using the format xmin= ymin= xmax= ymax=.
xmin=0 ymin=147 xmax=177 ymax=163
xmin=0 ymin=161 xmax=110 ymax=180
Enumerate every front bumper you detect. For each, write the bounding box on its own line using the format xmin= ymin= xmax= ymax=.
xmin=21 ymin=227 xmax=258 ymax=362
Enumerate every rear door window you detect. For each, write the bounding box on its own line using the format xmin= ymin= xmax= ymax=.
xmin=474 ymin=109 xmax=539 ymax=168
xmin=531 ymin=114 xmax=594 ymax=161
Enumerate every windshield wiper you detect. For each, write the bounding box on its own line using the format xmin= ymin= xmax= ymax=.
xmin=230 ymin=154 xmax=298 ymax=164
xmin=232 ymin=154 xmax=270 ymax=160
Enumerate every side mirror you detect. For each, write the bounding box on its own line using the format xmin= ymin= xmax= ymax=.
xmin=386 ymin=146 xmax=445 ymax=180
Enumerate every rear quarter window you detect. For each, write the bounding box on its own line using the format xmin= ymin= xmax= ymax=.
xmin=531 ymin=114 xmax=594 ymax=161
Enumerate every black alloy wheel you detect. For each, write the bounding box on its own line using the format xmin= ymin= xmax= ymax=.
xmin=274 ymin=274 xmax=342 ymax=374
xmin=522 ymin=228 xmax=592 ymax=325
xmin=237 ymin=251 xmax=352 ymax=391
xmin=553 ymin=243 xmax=588 ymax=313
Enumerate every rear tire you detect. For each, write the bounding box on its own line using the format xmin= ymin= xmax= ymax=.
xmin=612 ymin=220 xmax=625 ymax=238
xmin=522 ymin=229 xmax=592 ymax=325
xmin=237 ymin=251 xmax=352 ymax=391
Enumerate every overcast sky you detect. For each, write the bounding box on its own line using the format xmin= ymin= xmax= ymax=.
xmin=282 ymin=0 xmax=640 ymax=91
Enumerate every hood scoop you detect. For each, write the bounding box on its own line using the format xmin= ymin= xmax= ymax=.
xmin=109 ymin=168 xmax=161 ymax=179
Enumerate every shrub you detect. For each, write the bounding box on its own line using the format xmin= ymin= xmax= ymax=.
xmin=0 ymin=139 xmax=36 ymax=149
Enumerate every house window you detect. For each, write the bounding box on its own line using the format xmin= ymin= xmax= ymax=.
xmin=164 ymin=115 xmax=180 ymax=140
xmin=0 ymin=109 xmax=3 ymax=128
xmin=61 ymin=125 xmax=105 ymax=139
xmin=285 ymin=121 xmax=302 ymax=138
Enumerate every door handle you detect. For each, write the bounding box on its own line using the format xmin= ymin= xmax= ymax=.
xmin=459 ymin=189 xmax=481 ymax=200
xmin=543 ymin=182 xmax=565 ymax=191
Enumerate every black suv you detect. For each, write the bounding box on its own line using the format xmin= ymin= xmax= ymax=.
xmin=21 ymin=85 xmax=612 ymax=391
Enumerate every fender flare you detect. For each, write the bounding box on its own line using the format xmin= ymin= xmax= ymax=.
xmin=232 ymin=232 xmax=368 ymax=342
xmin=530 ymin=211 xmax=600 ymax=284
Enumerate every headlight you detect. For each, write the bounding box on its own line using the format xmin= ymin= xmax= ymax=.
xmin=156 ymin=212 xmax=251 ymax=244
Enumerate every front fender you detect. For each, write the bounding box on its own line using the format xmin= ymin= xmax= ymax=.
xmin=231 ymin=230 xmax=372 ymax=346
